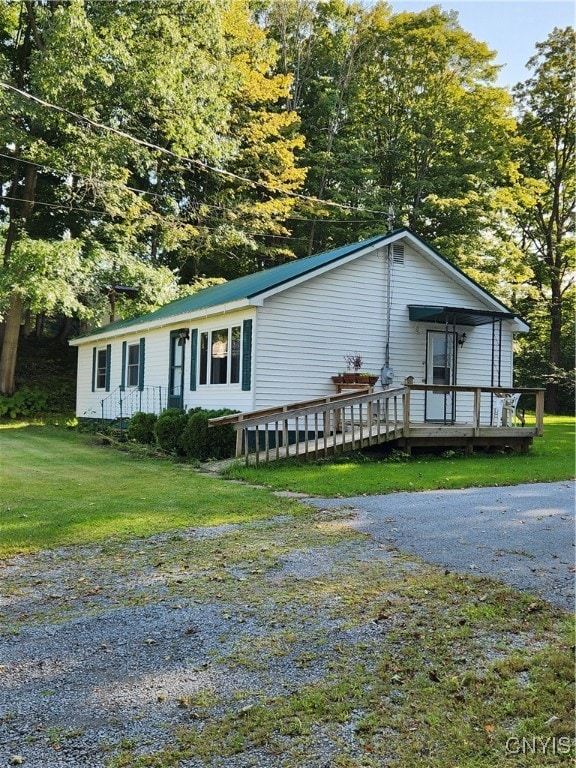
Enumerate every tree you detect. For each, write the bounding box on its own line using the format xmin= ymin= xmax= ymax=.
xmin=261 ymin=0 xmax=388 ymax=256
xmin=0 ymin=0 xmax=302 ymax=393
xmin=158 ymin=0 xmax=306 ymax=281
xmin=510 ymin=27 xmax=575 ymax=413
xmin=347 ymin=6 xmax=517 ymax=255
xmin=261 ymin=2 xmax=518 ymax=263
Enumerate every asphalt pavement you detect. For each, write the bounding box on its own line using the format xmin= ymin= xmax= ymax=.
xmin=306 ymin=481 xmax=575 ymax=611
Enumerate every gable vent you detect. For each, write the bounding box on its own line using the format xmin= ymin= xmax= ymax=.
xmin=392 ymin=244 xmax=405 ymax=265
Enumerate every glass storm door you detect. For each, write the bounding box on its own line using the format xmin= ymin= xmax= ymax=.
xmin=425 ymin=330 xmax=456 ymax=422
xmin=168 ymin=331 xmax=186 ymax=409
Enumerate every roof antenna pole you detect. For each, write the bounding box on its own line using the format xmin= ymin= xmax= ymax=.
xmin=387 ymin=203 xmax=395 ymax=233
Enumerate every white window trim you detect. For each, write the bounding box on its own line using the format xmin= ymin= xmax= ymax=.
xmin=95 ymin=347 xmax=108 ymax=391
xmin=126 ymin=342 xmax=140 ymax=388
xmin=199 ymin=324 xmax=242 ymax=387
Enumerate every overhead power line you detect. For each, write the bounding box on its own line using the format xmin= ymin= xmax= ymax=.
xmin=0 ymin=81 xmax=389 ymax=219
xmin=0 ymin=151 xmax=383 ymax=226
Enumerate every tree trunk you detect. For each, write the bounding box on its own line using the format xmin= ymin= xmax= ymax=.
xmin=56 ymin=315 xmax=74 ymax=345
xmin=0 ymin=294 xmax=23 ymax=395
xmin=546 ymin=279 xmax=563 ymax=414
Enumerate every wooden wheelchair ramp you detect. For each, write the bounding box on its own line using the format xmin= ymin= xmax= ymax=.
xmin=209 ymin=388 xmax=407 ymax=465
xmin=207 ymin=385 xmax=544 ymax=467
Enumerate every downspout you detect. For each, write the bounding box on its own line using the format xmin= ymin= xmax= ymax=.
xmin=497 ymin=318 xmax=502 ymax=387
xmin=381 ymin=207 xmax=395 ymax=388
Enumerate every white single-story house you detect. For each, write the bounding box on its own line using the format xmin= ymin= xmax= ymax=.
xmin=69 ymin=227 xmax=529 ymax=425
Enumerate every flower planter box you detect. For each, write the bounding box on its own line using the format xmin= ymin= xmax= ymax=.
xmin=332 ymin=374 xmax=379 ymax=386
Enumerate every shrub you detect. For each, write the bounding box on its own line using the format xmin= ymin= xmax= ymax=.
xmin=154 ymin=408 xmax=188 ymax=454
xmin=127 ymin=412 xmax=158 ymax=444
xmin=0 ymin=387 xmax=50 ymax=419
xmin=0 ymin=381 xmax=75 ymax=420
xmin=180 ymin=408 xmax=238 ymax=461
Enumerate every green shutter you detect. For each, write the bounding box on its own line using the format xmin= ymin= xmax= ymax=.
xmin=189 ymin=328 xmax=198 ymax=391
xmin=138 ymin=337 xmax=145 ymax=391
xmin=91 ymin=347 xmax=97 ymax=392
xmin=105 ymin=344 xmax=112 ymax=392
xmin=120 ymin=341 xmax=127 ymax=391
xmin=241 ymin=319 xmax=253 ymax=391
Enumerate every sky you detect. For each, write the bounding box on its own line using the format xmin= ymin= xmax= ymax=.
xmin=388 ymin=0 xmax=574 ymax=87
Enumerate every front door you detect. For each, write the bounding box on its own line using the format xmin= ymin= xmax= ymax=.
xmin=167 ymin=330 xmax=186 ymax=409
xmin=425 ymin=330 xmax=456 ymax=422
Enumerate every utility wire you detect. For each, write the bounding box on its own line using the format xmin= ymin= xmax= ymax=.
xmin=0 ymin=193 xmax=311 ymax=242
xmin=0 ymin=151 xmax=384 ymax=225
xmin=0 ymin=81 xmax=389 ymax=218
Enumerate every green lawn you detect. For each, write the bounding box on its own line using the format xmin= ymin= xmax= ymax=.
xmin=1 ymin=420 xmax=573 ymax=766
xmin=0 ymin=424 xmax=302 ymax=557
xmin=225 ymin=416 xmax=575 ymax=496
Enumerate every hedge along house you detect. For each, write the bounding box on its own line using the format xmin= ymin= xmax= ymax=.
xmin=69 ymin=228 xmax=529 ymax=430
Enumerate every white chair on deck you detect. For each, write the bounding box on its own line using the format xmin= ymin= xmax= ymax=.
xmin=492 ymin=396 xmax=505 ymax=427
xmin=502 ymin=392 xmax=522 ymax=427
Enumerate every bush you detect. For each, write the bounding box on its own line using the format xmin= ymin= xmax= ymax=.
xmin=180 ymin=408 xmax=238 ymax=461
xmin=127 ymin=412 xmax=158 ymax=444
xmin=153 ymin=408 xmax=188 ymax=455
xmin=0 ymin=387 xmax=50 ymax=419
xmin=0 ymin=381 xmax=76 ymax=420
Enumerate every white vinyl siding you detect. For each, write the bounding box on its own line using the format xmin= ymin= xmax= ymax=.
xmin=74 ymin=235 xmax=519 ymax=425
xmin=74 ymin=310 xmax=255 ymax=419
xmin=254 ymin=244 xmax=515 ymax=423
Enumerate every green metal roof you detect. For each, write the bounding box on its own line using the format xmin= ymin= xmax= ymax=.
xmin=73 ymin=226 xmax=527 ymax=341
xmin=73 ymin=230 xmax=400 ymax=339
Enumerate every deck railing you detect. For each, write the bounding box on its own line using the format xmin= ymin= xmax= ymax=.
xmin=404 ymin=385 xmax=545 ymax=437
xmin=209 ymin=387 xmax=407 ymax=465
xmin=208 ymin=384 xmax=545 ymax=465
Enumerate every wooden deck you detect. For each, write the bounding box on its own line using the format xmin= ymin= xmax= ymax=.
xmin=208 ymin=385 xmax=545 ymax=465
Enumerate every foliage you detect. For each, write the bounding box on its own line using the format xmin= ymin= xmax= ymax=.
xmin=264 ymin=2 xmax=517 ymax=261
xmin=0 ymin=387 xmax=49 ymax=419
xmin=0 ymin=0 xmax=305 ymax=393
xmin=126 ymin=411 xmax=158 ymax=445
xmin=180 ymin=408 xmax=238 ymax=461
xmin=0 ymin=382 xmax=75 ymax=419
xmin=508 ymin=27 xmax=576 ymax=414
xmin=153 ymin=408 xmax=188 ymax=455
xmin=344 ymin=352 xmax=363 ymax=372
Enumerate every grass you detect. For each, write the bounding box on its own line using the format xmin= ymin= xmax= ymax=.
xmin=0 ymin=423 xmax=303 ymax=557
xmin=224 ymin=416 xmax=575 ymax=496
xmin=1 ymin=421 xmax=573 ymax=766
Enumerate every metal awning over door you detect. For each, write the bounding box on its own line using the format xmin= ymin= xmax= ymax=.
xmin=408 ymin=305 xmax=516 ymax=326
xmin=408 ymin=305 xmax=516 ymax=421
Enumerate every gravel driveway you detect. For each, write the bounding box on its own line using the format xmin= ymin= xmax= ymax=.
xmin=306 ymin=481 xmax=575 ymax=611
xmin=1 ymin=482 xmax=573 ymax=767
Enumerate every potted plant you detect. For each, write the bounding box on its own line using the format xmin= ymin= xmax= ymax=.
xmin=331 ymin=372 xmax=346 ymax=384
xmin=358 ymin=371 xmax=380 ymax=386
xmin=343 ymin=353 xmax=363 ymax=383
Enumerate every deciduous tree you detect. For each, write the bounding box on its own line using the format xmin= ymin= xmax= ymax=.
xmin=509 ymin=27 xmax=575 ymax=413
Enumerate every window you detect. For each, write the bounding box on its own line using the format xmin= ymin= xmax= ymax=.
xmin=96 ymin=348 xmax=108 ymax=389
xmin=198 ymin=326 xmax=241 ymax=385
xmin=126 ymin=343 xmax=140 ymax=387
